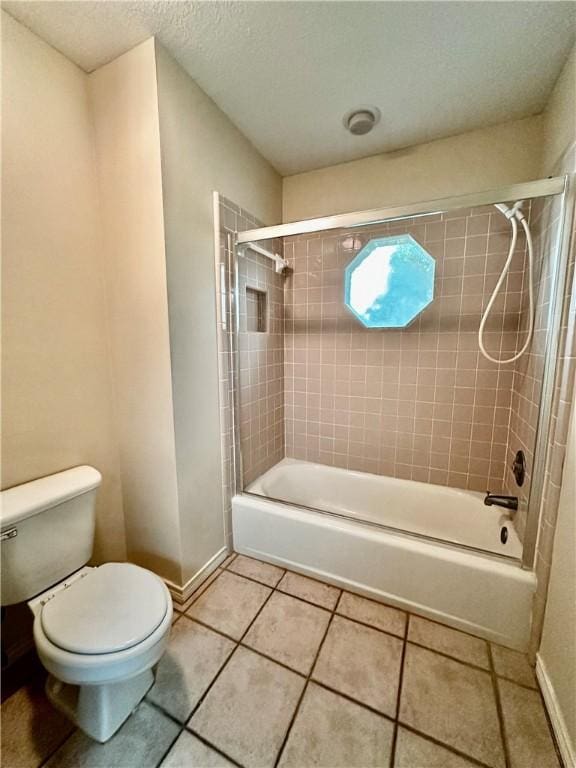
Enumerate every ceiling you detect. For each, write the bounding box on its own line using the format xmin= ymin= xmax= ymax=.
xmin=3 ymin=1 xmax=575 ymax=175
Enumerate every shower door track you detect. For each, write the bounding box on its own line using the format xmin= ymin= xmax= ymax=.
xmin=231 ymin=174 xmax=573 ymax=572
xmin=236 ymin=176 xmax=566 ymax=243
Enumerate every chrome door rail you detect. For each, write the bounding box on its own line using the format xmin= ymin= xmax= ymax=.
xmin=236 ymin=177 xmax=566 ymax=244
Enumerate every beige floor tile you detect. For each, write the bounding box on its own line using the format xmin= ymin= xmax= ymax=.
xmin=491 ymin=645 xmax=537 ymax=688
xmin=278 ymin=682 xmax=394 ymax=768
xmin=394 ymin=727 xmax=478 ymax=767
xmin=160 ymin=731 xmax=234 ymax=767
xmin=227 ymin=554 xmax=284 ymax=587
xmin=189 ymin=646 xmax=305 ymax=768
xmin=187 ymin=570 xmax=271 ymax=639
xmin=399 ymin=644 xmax=505 ymax=768
xmin=1 ymin=676 xmax=75 ymax=768
xmin=243 ymin=592 xmax=331 ymax=674
xmin=337 ymin=592 xmax=406 ymax=637
xmin=147 ymin=617 xmax=235 ymax=721
xmin=180 ymin=569 xmax=223 ymax=613
xmin=498 ymin=679 xmax=560 ymax=768
xmin=45 ymin=701 xmax=179 ymax=768
xmin=277 ymin=571 xmax=341 ymax=610
xmin=408 ymin=615 xmax=490 ymax=669
xmin=220 ymin=552 xmax=237 ymax=569
xmin=312 ymin=615 xmax=403 ymax=717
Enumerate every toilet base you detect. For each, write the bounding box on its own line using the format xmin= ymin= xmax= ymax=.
xmin=46 ymin=668 xmax=154 ymax=743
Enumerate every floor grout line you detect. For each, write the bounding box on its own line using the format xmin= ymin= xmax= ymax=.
xmin=273 ymin=603 xmax=338 ymax=766
xmin=395 ymin=722 xmax=497 ymax=768
xmin=389 ymin=613 xmax=410 ymax=768
xmin=20 ymin=552 xmax=547 ymax=768
xmin=194 ymin=559 xmax=532 ymax=683
xmin=150 ymin=721 xmax=185 ymax=768
xmin=488 ymin=642 xmax=512 ymax=768
xmin=186 ymin=727 xmax=244 ymax=768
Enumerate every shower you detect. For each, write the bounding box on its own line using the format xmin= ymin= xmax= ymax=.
xmin=478 ymin=201 xmax=535 ymax=364
xmin=219 ymin=175 xmax=568 ymax=583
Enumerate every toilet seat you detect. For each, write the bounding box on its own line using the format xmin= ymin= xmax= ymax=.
xmin=33 ymin=565 xmax=172 ymax=687
xmin=41 ymin=563 xmax=167 ymax=655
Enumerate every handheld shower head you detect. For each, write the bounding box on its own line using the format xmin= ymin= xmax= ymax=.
xmin=478 ymin=200 xmax=533 ymax=365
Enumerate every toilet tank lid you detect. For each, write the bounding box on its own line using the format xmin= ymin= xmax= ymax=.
xmin=1 ymin=466 xmax=102 ymax=528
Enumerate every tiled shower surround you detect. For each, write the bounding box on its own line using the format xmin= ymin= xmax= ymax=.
xmin=215 ymin=196 xmax=284 ymax=535
xmin=216 ymin=188 xmax=569 ymax=576
xmin=283 ymin=204 xmax=535 ymax=494
xmin=237 ymin=241 xmax=285 ymax=485
xmin=504 ymin=194 xmax=561 ymax=538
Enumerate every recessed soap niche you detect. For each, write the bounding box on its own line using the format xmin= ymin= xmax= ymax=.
xmin=246 ymin=287 xmax=267 ymax=333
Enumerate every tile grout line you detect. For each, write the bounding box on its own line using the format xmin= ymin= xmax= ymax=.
xmin=177 ymin=562 xmax=287 ymax=768
xmin=487 ymin=642 xmax=512 ymax=768
xmin=208 ymin=558 xmax=536 ymax=686
xmin=30 ymin=552 xmax=534 ymax=768
xmin=38 ymin=554 xmax=533 ymax=768
xmin=388 ymin=612 xmax=410 ymax=768
xmin=151 ymin=720 xmax=185 ymax=768
xmin=215 ymin=559 xmax=543 ymax=693
xmin=273 ymin=593 xmax=342 ymax=767
xmin=187 ymin=727 xmax=244 ymax=768
xmin=220 ymin=557 xmax=539 ymax=768
xmin=395 ymin=722 xmax=497 ymax=768
xmin=147 ymin=695 xmax=244 ymax=768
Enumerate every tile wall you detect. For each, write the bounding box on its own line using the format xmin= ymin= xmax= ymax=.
xmin=504 ymin=195 xmax=560 ymax=538
xmin=215 ymin=196 xmax=284 ymax=543
xmin=237 ymin=240 xmax=285 ymax=485
xmin=283 ymin=204 xmax=532 ymax=493
xmin=529 ymin=146 xmax=576 ymax=653
xmin=216 ymin=184 xmax=571 ymax=599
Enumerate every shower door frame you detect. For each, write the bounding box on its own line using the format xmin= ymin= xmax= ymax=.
xmin=231 ymin=175 xmax=573 ymax=571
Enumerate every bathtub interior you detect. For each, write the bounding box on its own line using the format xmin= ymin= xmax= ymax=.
xmin=231 ymin=191 xmax=564 ymax=562
xmin=246 ymin=458 xmax=523 ymax=560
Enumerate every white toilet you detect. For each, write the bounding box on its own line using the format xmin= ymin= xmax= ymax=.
xmin=1 ymin=466 xmax=172 ymax=743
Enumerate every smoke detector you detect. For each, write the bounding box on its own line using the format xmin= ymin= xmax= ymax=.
xmin=343 ymin=107 xmax=381 ymax=136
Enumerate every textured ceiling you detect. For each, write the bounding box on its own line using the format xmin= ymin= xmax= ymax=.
xmin=3 ymin=1 xmax=575 ymax=175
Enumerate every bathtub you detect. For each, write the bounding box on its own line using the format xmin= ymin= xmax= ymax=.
xmin=233 ymin=458 xmax=537 ymax=650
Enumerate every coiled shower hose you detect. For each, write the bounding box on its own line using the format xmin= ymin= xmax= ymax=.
xmin=478 ymin=201 xmax=534 ymax=364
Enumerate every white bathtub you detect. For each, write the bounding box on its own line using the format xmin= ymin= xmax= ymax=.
xmin=233 ymin=459 xmax=537 ymax=650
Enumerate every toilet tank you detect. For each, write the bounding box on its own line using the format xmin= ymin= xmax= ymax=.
xmin=1 ymin=466 xmax=101 ymax=606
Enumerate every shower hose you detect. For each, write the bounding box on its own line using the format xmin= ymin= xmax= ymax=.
xmin=478 ymin=201 xmax=534 ymax=364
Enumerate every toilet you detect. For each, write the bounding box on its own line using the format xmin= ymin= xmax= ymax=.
xmin=0 ymin=466 xmax=172 ymax=743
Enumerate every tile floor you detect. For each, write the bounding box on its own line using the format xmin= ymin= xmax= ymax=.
xmin=1 ymin=553 xmax=562 ymax=768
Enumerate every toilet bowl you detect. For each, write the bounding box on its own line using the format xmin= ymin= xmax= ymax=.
xmin=1 ymin=466 xmax=173 ymax=743
xmin=29 ymin=562 xmax=172 ymax=742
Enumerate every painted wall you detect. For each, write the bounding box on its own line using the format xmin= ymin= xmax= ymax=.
xmin=154 ymin=43 xmax=282 ymax=583
xmin=539 ymin=391 xmax=576 ymax=763
xmin=1 ymin=12 xmax=125 ymax=562
xmin=541 ymin=44 xmax=576 ymax=174
xmin=89 ymin=40 xmax=182 ymax=583
xmin=282 ymin=115 xmax=544 ymax=221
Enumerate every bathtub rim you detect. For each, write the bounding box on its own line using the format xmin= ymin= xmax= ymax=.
xmin=240 ymin=488 xmax=523 ymax=566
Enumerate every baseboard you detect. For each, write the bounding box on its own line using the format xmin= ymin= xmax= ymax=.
xmin=164 ymin=547 xmax=229 ymax=605
xmin=536 ymin=653 xmax=576 ymax=768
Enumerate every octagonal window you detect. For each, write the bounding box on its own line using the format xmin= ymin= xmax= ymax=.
xmin=344 ymin=235 xmax=435 ymax=328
